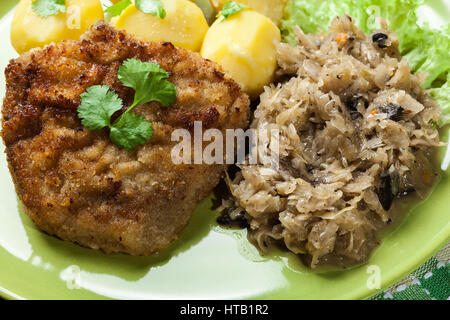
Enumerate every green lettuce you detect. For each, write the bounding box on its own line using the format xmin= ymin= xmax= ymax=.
xmin=430 ymin=73 xmax=450 ymax=126
xmin=280 ymin=0 xmax=450 ymax=126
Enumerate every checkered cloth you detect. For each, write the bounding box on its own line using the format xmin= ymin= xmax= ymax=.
xmin=371 ymin=242 xmax=450 ymax=300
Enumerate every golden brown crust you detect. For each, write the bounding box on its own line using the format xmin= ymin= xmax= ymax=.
xmin=2 ymin=22 xmax=250 ymax=255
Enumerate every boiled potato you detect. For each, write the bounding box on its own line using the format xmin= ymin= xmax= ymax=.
xmin=64 ymin=0 xmax=104 ymax=39
xmin=11 ymin=0 xmax=104 ymax=54
xmin=209 ymin=0 xmax=287 ymax=25
xmin=115 ymin=0 xmax=208 ymax=52
xmin=201 ymin=9 xmax=280 ymax=97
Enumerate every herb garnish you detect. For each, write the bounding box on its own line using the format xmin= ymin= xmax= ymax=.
xmin=217 ymin=1 xmax=248 ymax=21
xmin=77 ymin=59 xmax=176 ymax=151
xmin=135 ymin=0 xmax=166 ymax=19
xmin=32 ymin=0 xmax=66 ymax=18
xmin=105 ymin=0 xmax=132 ymax=17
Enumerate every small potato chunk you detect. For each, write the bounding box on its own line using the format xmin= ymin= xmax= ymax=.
xmin=209 ymin=0 xmax=287 ymax=25
xmin=11 ymin=0 xmax=104 ymax=54
xmin=201 ymin=10 xmax=280 ymax=97
xmin=115 ymin=0 xmax=209 ymax=52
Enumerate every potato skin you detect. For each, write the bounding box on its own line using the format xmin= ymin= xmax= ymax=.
xmin=11 ymin=0 xmax=104 ymax=54
xmin=201 ymin=9 xmax=281 ymax=97
xmin=2 ymin=22 xmax=250 ymax=255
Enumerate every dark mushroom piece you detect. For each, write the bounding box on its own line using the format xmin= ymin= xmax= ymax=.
xmin=346 ymin=94 xmax=364 ymax=111
xmin=377 ymin=170 xmax=395 ymax=211
xmin=372 ymin=33 xmax=389 ymax=49
xmin=344 ymin=93 xmax=368 ymax=120
xmin=380 ymin=103 xmax=404 ymax=121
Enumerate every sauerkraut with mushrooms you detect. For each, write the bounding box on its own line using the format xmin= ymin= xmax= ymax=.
xmin=219 ymin=16 xmax=443 ymax=268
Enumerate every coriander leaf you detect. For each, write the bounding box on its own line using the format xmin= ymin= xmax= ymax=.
xmin=78 ymin=59 xmax=175 ymax=151
xmin=135 ymin=0 xmax=166 ymax=19
xmin=118 ymin=58 xmax=176 ymax=108
xmin=105 ymin=0 xmax=131 ymax=17
xmin=217 ymin=1 xmax=248 ymax=21
xmin=32 ymin=0 xmax=66 ymax=18
xmin=78 ymin=85 xmax=123 ymax=130
xmin=118 ymin=58 xmax=167 ymax=90
xmin=110 ymin=112 xmax=154 ymax=151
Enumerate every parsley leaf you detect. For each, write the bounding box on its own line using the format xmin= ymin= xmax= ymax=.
xmin=77 ymin=59 xmax=176 ymax=151
xmin=78 ymin=85 xmax=123 ymax=130
xmin=135 ymin=0 xmax=166 ymax=19
xmin=217 ymin=1 xmax=248 ymax=21
xmin=105 ymin=0 xmax=131 ymax=17
xmin=32 ymin=0 xmax=66 ymax=18
xmin=118 ymin=58 xmax=176 ymax=108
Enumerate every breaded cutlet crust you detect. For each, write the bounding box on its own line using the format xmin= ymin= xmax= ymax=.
xmin=1 ymin=22 xmax=250 ymax=255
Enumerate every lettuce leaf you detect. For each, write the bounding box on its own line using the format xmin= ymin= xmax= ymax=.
xmin=280 ymin=0 xmax=450 ymax=127
xmin=430 ymin=73 xmax=450 ymax=126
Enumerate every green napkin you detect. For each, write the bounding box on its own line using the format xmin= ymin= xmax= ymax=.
xmin=371 ymin=243 xmax=450 ymax=300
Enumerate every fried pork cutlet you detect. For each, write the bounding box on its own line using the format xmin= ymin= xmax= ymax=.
xmin=1 ymin=22 xmax=250 ymax=255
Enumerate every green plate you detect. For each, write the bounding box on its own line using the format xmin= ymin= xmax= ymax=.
xmin=0 ymin=0 xmax=449 ymax=300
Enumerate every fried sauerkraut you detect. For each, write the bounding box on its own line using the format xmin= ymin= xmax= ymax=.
xmin=220 ymin=16 xmax=443 ymax=267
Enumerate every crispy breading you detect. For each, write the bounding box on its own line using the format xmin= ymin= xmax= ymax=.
xmin=1 ymin=22 xmax=250 ymax=255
